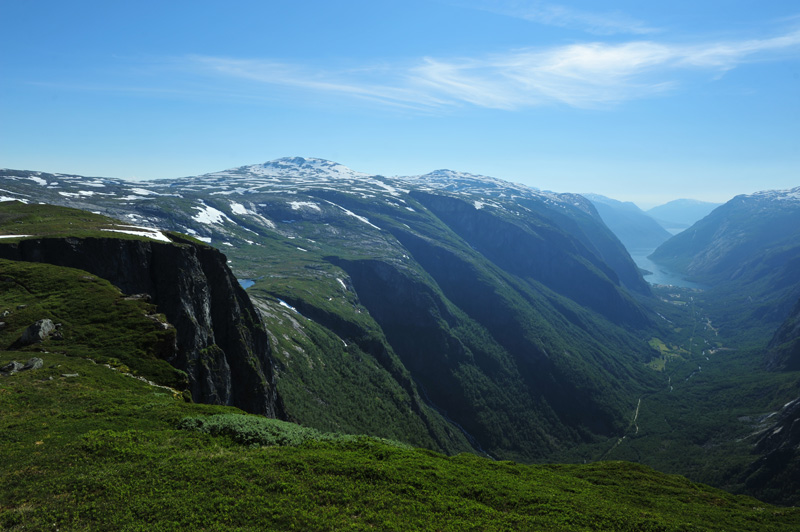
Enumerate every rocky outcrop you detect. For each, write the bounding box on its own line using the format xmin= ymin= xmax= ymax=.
xmin=0 ymin=237 xmax=282 ymax=417
xmin=1 ymin=357 xmax=43 ymax=375
xmin=19 ymin=319 xmax=56 ymax=345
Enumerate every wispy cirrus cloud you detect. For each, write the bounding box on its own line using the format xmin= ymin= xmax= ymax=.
xmin=185 ymin=56 xmax=450 ymax=110
xmin=181 ymin=27 xmax=800 ymax=111
xmin=450 ymin=0 xmax=659 ymax=35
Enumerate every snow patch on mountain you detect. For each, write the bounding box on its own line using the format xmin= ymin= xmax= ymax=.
xmin=230 ymin=202 xmax=249 ymax=215
xmin=0 ymin=190 xmax=29 ymax=203
xmin=289 ymin=201 xmax=321 ymax=212
xmin=246 ymin=157 xmax=368 ymax=180
xmin=749 ymin=186 xmax=800 ymax=203
xmin=192 ymin=202 xmax=234 ymax=225
xmin=129 ymin=188 xmax=159 ymax=196
xmin=101 ymin=228 xmax=171 ymax=242
xmin=323 ymin=200 xmax=381 ymax=230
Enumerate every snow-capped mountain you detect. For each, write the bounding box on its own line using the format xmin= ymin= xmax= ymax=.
xmin=0 ymin=156 xmax=656 ymax=464
xmin=746 ymin=186 xmax=800 ymax=203
xmin=0 ymin=157 xmax=603 ymax=247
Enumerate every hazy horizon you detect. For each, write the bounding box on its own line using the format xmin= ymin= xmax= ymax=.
xmin=2 ymin=1 xmax=798 ymax=207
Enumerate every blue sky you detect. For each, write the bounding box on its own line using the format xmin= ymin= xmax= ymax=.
xmin=1 ymin=0 xmax=798 ymax=207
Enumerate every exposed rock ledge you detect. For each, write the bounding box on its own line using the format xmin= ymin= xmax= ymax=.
xmin=0 ymin=236 xmax=283 ymax=418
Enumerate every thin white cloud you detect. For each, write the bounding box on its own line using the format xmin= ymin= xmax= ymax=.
xmin=677 ymin=29 xmax=800 ymax=68
xmin=185 ymin=56 xmax=449 ymax=111
xmin=181 ymin=28 xmax=800 ymax=111
xmin=451 ymin=0 xmax=659 ymax=35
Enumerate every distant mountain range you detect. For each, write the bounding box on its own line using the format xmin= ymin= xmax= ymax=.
xmin=646 ymin=199 xmax=722 ymax=234
xmin=583 ymin=193 xmax=672 ymax=251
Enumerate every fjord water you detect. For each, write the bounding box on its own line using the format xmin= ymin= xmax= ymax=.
xmin=628 ymin=248 xmax=707 ymax=289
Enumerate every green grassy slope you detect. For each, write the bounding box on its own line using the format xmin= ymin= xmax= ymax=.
xmin=2 ymin=348 xmax=798 ymax=531
xmin=0 ymin=200 xmax=203 ymax=244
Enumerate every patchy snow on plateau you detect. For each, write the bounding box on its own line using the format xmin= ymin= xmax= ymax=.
xmin=230 ymin=202 xmax=249 ymax=215
xmin=289 ymin=201 xmax=321 ymax=212
xmin=323 ymin=200 xmax=381 ymax=230
xmin=192 ymin=202 xmax=234 ymax=225
xmin=129 ymin=188 xmax=159 ymax=196
xmin=750 ymin=186 xmax=800 ymax=203
xmin=0 ymin=196 xmax=28 ymax=203
xmin=101 ymin=228 xmax=171 ymax=242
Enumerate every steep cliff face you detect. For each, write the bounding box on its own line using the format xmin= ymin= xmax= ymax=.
xmin=766 ymin=297 xmax=800 ymax=371
xmin=742 ymin=397 xmax=800 ymax=506
xmin=410 ymin=191 xmax=649 ymax=327
xmin=0 ymin=236 xmax=282 ymax=417
xmin=331 ymin=248 xmax=651 ymax=461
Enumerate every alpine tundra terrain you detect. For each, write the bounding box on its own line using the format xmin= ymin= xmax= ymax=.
xmin=2 ymin=158 xmax=799 ymax=509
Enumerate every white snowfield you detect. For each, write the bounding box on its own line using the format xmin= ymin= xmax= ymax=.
xmin=230 ymin=202 xmax=249 ymax=214
xmin=748 ymin=186 xmax=800 ymax=202
xmin=289 ymin=201 xmax=321 ymax=212
xmin=0 ymin=196 xmax=28 ymax=203
xmin=100 ymin=225 xmax=172 ymax=243
xmin=192 ymin=202 xmax=234 ymax=225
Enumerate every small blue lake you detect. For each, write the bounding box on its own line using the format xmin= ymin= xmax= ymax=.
xmin=238 ymin=279 xmax=255 ymax=289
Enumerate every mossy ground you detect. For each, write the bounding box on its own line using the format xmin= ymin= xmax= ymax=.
xmin=3 ymin=352 xmax=799 ymax=531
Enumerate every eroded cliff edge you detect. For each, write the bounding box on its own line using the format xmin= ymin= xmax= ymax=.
xmin=0 ymin=236 xmax=283 ymax=418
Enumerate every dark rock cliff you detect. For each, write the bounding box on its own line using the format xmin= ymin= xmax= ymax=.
xmin=766 ymin=297 xmax=800 ymax=371
xmin=0 ymin=236 xmax=282 ymax=417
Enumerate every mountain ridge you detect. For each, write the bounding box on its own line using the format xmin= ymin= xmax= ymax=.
xmin=1 ymin=159 xmax=659 ymax=462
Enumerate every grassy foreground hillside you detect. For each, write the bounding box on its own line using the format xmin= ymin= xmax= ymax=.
xmin=2 ymin=351 xmax=798 ymax=532
xmin=1 ymin=252 xmax=799 ymax=530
